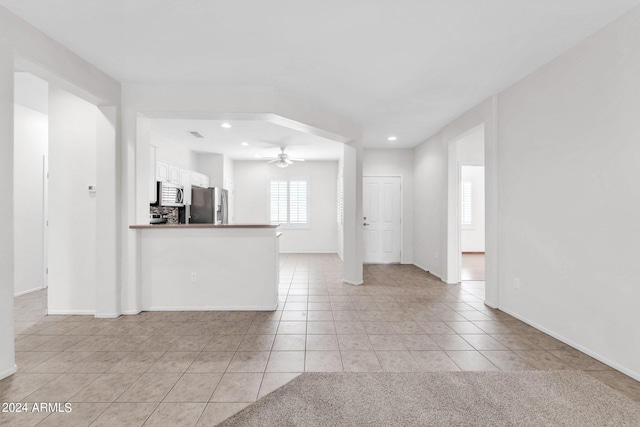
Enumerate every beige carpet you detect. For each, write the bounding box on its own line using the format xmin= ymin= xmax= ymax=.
xmin=218 ymin=371 xmax=640 ymax=426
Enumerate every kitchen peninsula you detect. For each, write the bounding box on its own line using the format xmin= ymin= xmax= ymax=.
xmin=130 ymin=224 xmax=280 ymax=311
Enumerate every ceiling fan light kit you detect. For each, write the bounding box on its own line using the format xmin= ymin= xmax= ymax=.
xmin=267 ymin=147 xmax=305 ymax=168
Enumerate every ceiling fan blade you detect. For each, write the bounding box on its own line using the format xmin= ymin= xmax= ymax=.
xmin=289 ymin=158 xmax=305 ymax=162
xmin=285 ymin=159 xmax=293 ymax=165
xmin=266 ymin=159 xmax=279 ymax=163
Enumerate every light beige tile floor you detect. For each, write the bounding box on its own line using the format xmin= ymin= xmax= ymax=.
xmin=2 ymin=253 xmax=639 ymax=426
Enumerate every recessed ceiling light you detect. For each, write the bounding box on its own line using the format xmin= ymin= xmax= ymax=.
xmin=221 ymin=123 xmax=232 ymax=129
xmin=388 ymin=136 xmax=397 ymax=141
xmin=241 ymin=142 xmax=249 ymax=146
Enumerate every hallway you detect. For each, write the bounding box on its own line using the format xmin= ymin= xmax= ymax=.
xmin=2 ymin=254 xmax=639 ymax=426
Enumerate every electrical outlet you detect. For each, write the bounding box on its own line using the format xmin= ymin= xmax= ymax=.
xmin=190 ymin=273 xmax=197 ymax=284
xmin=513 ymin=277 xmax=521 ymax=289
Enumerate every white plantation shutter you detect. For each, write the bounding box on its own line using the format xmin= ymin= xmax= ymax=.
xmin=270 ymin=178 xmax=308 ymax=226
xmin=461 ymin=181 xmax=472 ymax=226
xmin=270 ymin=180 xmax=288 ymax=224
xmin=288 ymin=180 xmax=307 ymax=224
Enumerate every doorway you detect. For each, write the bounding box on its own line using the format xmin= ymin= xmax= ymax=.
xmin=460 ymin=165 xmax=485 ymax=281
xmin=363 ymin=176 xmax=402 ymax=263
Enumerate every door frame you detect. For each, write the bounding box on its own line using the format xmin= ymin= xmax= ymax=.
xmin=363 ymin=175 xmax=404 ymax=264
xmin=446 ymin=124 xmax=485 ymax=286
xmin=42 ymin=154 xmax=49 ymax=289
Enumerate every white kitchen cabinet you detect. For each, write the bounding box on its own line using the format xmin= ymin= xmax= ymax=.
xmin=191 ymin=172 xmax=210 ymax=188
xmin=191 ymin=172 xmax=201 ymax=188
xmin=156 ymin=160 xmax=169 ymax=183
xmin=150 ymin=146 xmax=157 ymax=203
xmin=180 ymin=169 xmax=192 ymax=205
xmin=168 ymin=165 xmax=180 ymax=185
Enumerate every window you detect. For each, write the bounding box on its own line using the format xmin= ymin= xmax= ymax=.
xmin=270 ymin=178 xmax=308 ymax=227
xmin=461 ymin=180 xmax=473 ymax=227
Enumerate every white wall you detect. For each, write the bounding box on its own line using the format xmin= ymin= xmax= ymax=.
xmin=223 ymin=154 xmax=234 ymax=188
xmin=363 ymin=149 xmax=414 ymax=264
xmin=0 ymin=46 xmax=16 ymax=379
xmin=496 ymin=8 xmax=640 ymax=379
xmin=196 ymin=153 xmax=224 ymax=188
xmin=411 ymin=6 xmax=640 ymax=380
xmin=47 ymin=86 xmax=98 ymax=314
xmin=413 ymin=133 xmax=446 ymax=277
xmin=13 ymin=104 xmax=48 ymax=296
xmin=151 ymin=133 xmax=197 ymax=171
xmin=234 ymin=160 xmax=338 ymax=253
xmin=460 ymin=166 xmax=485 ymax=252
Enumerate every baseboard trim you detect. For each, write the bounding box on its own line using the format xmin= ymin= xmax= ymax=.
xmin=412 ymin=262 xmax=445 ymax=282
xmin=483 ymin=299 xmax=498 ymax=309
xmin=121 ymin=310 xmax=142 ymax=316
xmin=499 ymin=306 xmax=640 ymax=382
xmin=94 ymin=313 xmax=121 ymax=319
xmin=0 ymin=365 xmax=17 ymax=381
xmin=462 ymin=252 xmax=485 ymax=254
xmin=142 ymin=304 xmax=278 ymax=311
xmin=342 ymin=279 xmax=364 ymax=286
xmin=279 ymin=251 xmax=338 ymax=254
xmin=46 ymin=309 xmax=95 ymax=316
xmin=14 ymin=286 xmax=45 ymax=297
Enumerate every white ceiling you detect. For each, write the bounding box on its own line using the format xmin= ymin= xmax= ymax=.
xmin=149 ymin=119 xmax=343 ymax=161
xmin=2 ymin=0 xmax=639 ymax=148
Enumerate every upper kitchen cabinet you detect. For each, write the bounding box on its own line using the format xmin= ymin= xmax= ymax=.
xmin=156 ymin=161 xmax=181 ymax=185
xmin=168 ymin=165 xmax=180 ymax=184
xmin=191 ymin=172 xmax=210 ymax=189
xmin=156 ymin=160 xmax=169 ymax=183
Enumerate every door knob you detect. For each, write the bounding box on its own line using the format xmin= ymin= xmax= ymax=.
xmin=363 ymin=223 xmax=370 ymax=226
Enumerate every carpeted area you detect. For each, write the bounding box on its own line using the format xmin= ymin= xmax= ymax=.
xmin=218 ymin=371 xmax=640 ymax=426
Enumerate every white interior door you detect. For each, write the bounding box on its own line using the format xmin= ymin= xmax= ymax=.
xmin=363 ymin=176 xmax=402 ymax=263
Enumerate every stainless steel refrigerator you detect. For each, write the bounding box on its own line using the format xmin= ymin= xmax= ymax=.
xmin=190 ymin=187 xmax=229 ymax=224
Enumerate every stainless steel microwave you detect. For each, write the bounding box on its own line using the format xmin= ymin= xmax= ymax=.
xmin=157 ymin=182 xmax=184 ymax=207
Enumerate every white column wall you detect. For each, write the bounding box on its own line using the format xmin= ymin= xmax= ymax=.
xmin=47 ymin=86 xmax=98 ymax=314
xmin=342 ymin=141 xmax=363 ymax=284
xmin=0 ymin=47 xmax=16 ymax=379
xmin=95 ymin=106 xmax=120 ymax=317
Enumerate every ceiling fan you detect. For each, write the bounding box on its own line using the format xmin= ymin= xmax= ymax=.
xmin=266 ymin=147 xmax=305 ymax=168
